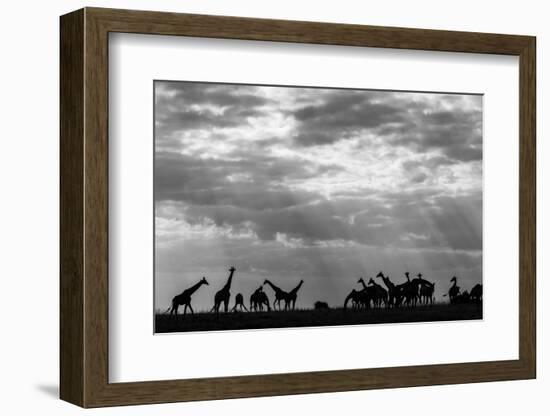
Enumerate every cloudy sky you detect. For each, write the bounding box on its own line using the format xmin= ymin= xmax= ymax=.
xmin=154 ymin=81 xmax=482 ymax=312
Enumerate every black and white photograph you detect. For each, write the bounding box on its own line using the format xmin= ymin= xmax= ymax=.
xmin=154 ymin=80 xmax=483 ymax=333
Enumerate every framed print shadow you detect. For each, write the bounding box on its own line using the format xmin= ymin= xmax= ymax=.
xmin=60 ymin=7 xmax=536 ymax=408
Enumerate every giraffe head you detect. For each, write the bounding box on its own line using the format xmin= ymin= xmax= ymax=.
xmin=201 ymin=276 xmax=209 ymax=285
xmin=229 ymin=266 xmax=236 ymax=273
xmin=451 ymin=276 xmax=457 ymax=283
xmin=357 ymin=277 xmax=364 ymax=284
xmin=368 ymin=277 xmax=375 ymax=286
xmin=376 ymin=271 xmax=384 ymax=279
xmin=417 ymin=273 xmax=423 ymax=279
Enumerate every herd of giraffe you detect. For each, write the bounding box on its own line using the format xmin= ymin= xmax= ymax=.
xmin=167 ymin=266 xmax=305 ymax=317
xmin=167 ymin=267 xmax=482 ymax=317
xmin=344 ymin=271 xmax=482 ymax=310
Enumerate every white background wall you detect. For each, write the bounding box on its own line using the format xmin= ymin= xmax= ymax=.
xmin=0 ymin=0 xmax=545 ymax=414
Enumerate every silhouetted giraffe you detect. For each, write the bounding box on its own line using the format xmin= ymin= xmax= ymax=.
xmin=415 ymin=274 xmax=435 ymax=305
xmin=358 ymin=287 xmax=374 ymax=309
xmin=263 ymin=279 xmax=289 ymax=310
xmin=284 ymin=280 xmax=304 ymax=310
xmin=407 ymin=272 xmax=433 ymax=305
xmin=357 ymin=277 xmax=376 ymax=308
xmin=249 ymin=286 xmax=270 ymax=312
xmin=470 ymin=283 xmax=483 ymax=303
xmin=447 ymin=276 xmax=460 ymax=304
xmin=249 ymin=286 xmax=261 ymax=311
xmin=398 ymin=272 xmax=419 ymax=306
xmin=454 ymin=289 xmax=471 ymax=303
xmin=376 ymin=271 xmax=399 ymax=307
xmin=419 ymin=282 xmax=435 ymax=305
xmin=169 ymin=277 xmax=209 ymax=317
xmin=231 ymin=293 xmax=248 ymax=312
xmin=367 ymin=277 xmax=389 ymax=307
xmin=344 ymin=289 xmax=360 ymax=309
xmin=211 ymin=266 xmax=236 ymax=315
xmin=353 ymin=278 xmax=376 ymax=309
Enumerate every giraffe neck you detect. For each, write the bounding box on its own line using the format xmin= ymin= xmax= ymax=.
xmin=383 ymin=276 xmax=395 ymax=289
xmin=222 ymin=270 xmax=234 ymax=292
xmin=290 ymin=281 xmax=303 ymax=295
xmin=265 ymin=280 xmax=282 ymax=293
xmin=186 ymin=280 xmax=205 ymax=295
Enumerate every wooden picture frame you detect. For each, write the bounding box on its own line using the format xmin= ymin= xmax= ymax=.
xmin=60 ymin=7 xmax=536 ymax=408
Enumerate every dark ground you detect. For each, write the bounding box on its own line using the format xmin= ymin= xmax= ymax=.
xmin=155 ymin=303 xmax=482 ymax=333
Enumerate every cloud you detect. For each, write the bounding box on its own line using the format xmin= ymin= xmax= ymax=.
xmin=155 ymin=82 xmax=276 ymax=152
xmin=155 ymin=151 xmax=331 ymax=210
xmin=291 ymin=90 xmax=405 ymax=147
xmin=410 ymin=172 xmax=428 ymax=183
xmin=385 ymin=107 xmax=482 ymax=162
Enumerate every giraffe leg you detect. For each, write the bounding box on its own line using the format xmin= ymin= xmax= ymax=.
xmin=188 ymin=304 xmax=194 ymax=315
